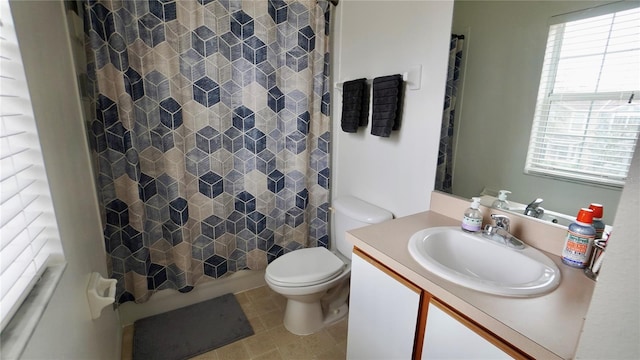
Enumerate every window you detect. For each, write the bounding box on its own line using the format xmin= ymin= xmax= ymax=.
xmin=525 ymin=2 xmax=640 ymax=187
xmin=0 ymin=0 xmax=65 ymax=332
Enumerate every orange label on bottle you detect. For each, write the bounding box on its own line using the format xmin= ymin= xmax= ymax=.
xmin=565 ymin=241 xmax=588 ymax=253
xmin=562 ymin=230 xmax=595 ymax=268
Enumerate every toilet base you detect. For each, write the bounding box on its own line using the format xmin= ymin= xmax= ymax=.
xmin=283 ymin=298 xmax=349 ymax=336
xmin=283 ymin=296 xmax=324 ymax=335
xmin=323 ymin=302 xmax=349 ymax=327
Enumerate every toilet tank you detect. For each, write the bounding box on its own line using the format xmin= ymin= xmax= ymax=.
xmin=332 ymin=196 xmax=393 ymax=259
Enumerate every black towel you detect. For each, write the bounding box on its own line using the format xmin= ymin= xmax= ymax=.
xmin=340 ymin=78 xmax=369 ymax=133
xmin=371 ymin=74 xmax=403 ymax=137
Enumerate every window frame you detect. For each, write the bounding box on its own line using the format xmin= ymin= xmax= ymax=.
xmin=0 ymin=0 xmax=67 ymax=357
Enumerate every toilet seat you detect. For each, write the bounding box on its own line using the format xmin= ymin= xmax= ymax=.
xmin=266 ymin=247 xmax=345 ymax=287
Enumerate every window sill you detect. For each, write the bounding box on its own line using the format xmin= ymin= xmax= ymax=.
xmin=0 ymin=263 xmax=67 ymax=360
xmin=524 ymin=169 xmax=626 ymax=190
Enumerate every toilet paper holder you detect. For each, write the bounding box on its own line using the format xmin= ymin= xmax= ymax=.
xmin=86 ymin=272 xmax=117 ymax=319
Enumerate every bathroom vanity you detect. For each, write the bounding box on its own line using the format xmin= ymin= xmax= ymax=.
xmin=346 ymin=192 xmax=596 ymax=359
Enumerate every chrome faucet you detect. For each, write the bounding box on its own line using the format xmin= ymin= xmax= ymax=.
xmin=491 ymin=214 xmax=510 ymax=232
xmin=482 ymin=214 xmax=525 ymax=249
xmin=524 ymin=198 xmax=545 ymax=218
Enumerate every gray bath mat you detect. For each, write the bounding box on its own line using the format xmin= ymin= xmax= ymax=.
xmin=133 ymin=293 xmax=254 ymax=360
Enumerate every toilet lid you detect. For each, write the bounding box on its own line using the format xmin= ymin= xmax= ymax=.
xmin=266 ymin=247 xmax=345 ymax=286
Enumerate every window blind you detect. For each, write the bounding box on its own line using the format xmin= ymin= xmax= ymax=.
xmin=0 ymin=0 xmax=64 ymax=331
xmin=525 ymin=4 xmax=640 ymax=186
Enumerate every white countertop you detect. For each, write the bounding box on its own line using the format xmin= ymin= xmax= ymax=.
xmin=347 ymin=210 xmax=596 ymax=360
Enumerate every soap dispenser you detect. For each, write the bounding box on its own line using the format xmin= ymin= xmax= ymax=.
xmin=491 ymin=190 xmax=511 ymax=210
xmin=462 ymin=197 xmax=483 ymax=232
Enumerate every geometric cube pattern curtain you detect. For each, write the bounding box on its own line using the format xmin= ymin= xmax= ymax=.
xmin=435 ymin=34 xmax=464 ymax=193
xmin=83 ymin=0 xmax=331 ymax=304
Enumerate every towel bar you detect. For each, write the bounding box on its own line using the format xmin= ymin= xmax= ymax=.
xmin=334 ymin=65 xmax=422 ymax=92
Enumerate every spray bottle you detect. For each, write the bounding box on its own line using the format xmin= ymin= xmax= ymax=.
xmin=562 ymin=208 xmax=596 ymax=269
xmin=589 ymin=203 xmax=605 ymax=240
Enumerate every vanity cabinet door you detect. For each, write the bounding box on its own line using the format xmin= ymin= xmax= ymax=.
xmin=421 ymin=300 xmax=515 ymax=359
xmin=347 ymin=249 xmax=422 ymax=359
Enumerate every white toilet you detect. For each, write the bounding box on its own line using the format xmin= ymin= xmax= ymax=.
xmin=265 ymin=196 xmax=393 ymax=335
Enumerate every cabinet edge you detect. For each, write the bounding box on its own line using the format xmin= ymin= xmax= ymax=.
xmin=353 ymin=247 xmax=421 ymax=294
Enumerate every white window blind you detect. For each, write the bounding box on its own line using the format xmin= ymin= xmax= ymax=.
xmin=0 ymin=0 xmax=64 ymax=331
xmin=525 ymin=3 xmax=640 ymax=186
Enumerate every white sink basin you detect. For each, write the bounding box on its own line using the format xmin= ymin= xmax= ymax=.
xmin=408 ymin=226 xmax=561 ymax=297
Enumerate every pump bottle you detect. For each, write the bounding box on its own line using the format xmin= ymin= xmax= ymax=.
xmin=462 ymin=197 xmax=483 ymax=232
xmin=491 ymin=190 xmax=511 ymax=210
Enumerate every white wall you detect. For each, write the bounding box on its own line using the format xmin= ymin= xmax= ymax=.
xmin=10 ymin=1 xmax=121 ymax=358
xmin=331 ymin=0 xmax=454 ymax=218
xmin=451 ymin=1 xmax=621 ymax=224
xmin=576 ymin=146 xmax=640 ymax=359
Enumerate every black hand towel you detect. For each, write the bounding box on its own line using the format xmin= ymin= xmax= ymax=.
xmin=340 ymin=78 xmax=369 ymax=133
xmin=371 ymin=74 xmax=403 ymax=137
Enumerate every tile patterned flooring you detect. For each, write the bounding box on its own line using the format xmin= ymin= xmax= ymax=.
xmin=121 ymin=286 xmax=348 ymax=360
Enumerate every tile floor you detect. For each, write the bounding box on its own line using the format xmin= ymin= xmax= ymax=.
xmin=121 ymin=286 xmax=348 ymax=360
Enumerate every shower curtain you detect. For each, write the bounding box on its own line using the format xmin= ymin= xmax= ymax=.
xmin=435 ymin=34 xmax=464 ymax=193
xmin=84 ymin=0 xmax=332 ymax=304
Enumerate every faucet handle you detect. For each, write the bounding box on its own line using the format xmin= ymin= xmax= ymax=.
xmin=490 ymin=214 xmax=510 ymax=232
xmin=527 ymin=198 xmax=544 ymax=207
